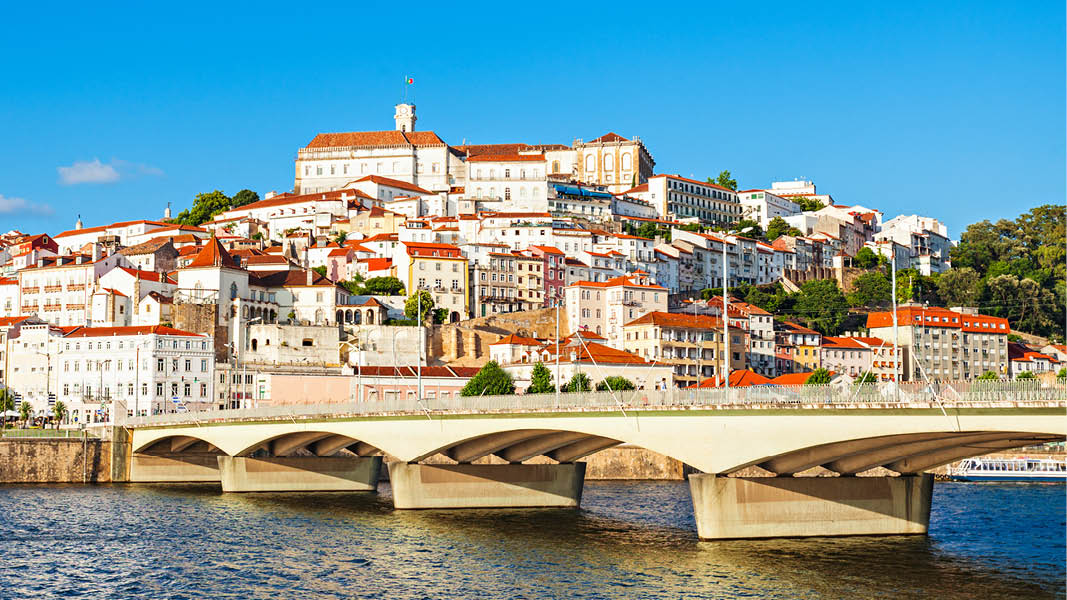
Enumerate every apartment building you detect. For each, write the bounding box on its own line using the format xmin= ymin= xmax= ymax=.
xmin=397 ymin=242 xmax=469 ymax=322
xmin=738 ymin=189 xmax=801 ymax=228
xmin=866 ymin=306 xmax=1009 ymax=381
xmin=471 ymin=251 xmax=543 ymax=316
xmin=621 ymin=312 xmax=747 ymax=388
xmin=633 ymin=175 xmax=741 ymax=225
xmin=564 ymin=274 xmax=667 ymax=347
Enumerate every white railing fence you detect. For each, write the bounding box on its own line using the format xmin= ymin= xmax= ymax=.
xmin=124 ymin=380 xmax=1066 ymax=427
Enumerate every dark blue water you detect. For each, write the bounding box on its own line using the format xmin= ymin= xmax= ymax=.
xmin=0 ymin=481 xmax=1062 ymax=599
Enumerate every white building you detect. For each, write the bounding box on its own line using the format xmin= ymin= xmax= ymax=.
xmin=465 ymin=153 xmax=549 ymax=213
xmin=738 ymin=189 xmax=801 ymax=228
xmin=629 ymin=175 xmax=741 ymax=225
xmin=55 ymin=325 xmax=215 ymax=420
xmin=294 ymin=104 xmax=461 ymax=194
xmin=564 ymin=274 xmax=668 ymax=347
xmin=876 ymin=215 xmax=952 ymax=275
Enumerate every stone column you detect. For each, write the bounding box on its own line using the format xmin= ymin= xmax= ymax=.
xmin=688 ymin=474 xmax=933 ymax=540
xmin=130 ymin=454 xmax=221 ymax=483
xmin=389 ymin=462 xmax=586 ymax=509
xmin=217 ymin=456 xmax=382 ymax=493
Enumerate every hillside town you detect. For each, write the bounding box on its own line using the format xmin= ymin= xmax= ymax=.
xmin=1 ymin=103 xmax=1063 ymax=426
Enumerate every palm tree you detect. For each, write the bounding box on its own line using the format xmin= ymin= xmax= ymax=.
xmin=19 ymin=401 xmax=31 ymax=429
xmin=0 ymin=388 xmax=14 ymax=430
xmin=52 ymin=401 xmax=67 ymax=430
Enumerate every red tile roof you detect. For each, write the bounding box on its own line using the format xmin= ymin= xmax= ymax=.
xmin=689 ymin=370 xmax=772 ymax=388
xmin=185 ymin=236 xmax=238 ymax=269
xmin=64 ymin=325 xmax=205 ymax=338
xmin=571 ymin=276 xmax=665 ymax=290
xmin=588 ymin=132 xmax=628 ymax=144
xmin=770 ymin=372 xmax=816 ymax=385
xmin=349 ymin=175 xmax=432 ymax=195
xmin=624 ymin=311 xmax=739 ymax=330
xmin=305 ymin=130 xmax=445 ymax=149
xmin=491 ymin=334 xmax=542 ymax=346
xmin=866 ymin=306 xmax=1009 ymax=333
xmin=466 ymin=153 xmax=546 ymax=162
xmin=118 ymin=267 xmax=175 ymax=284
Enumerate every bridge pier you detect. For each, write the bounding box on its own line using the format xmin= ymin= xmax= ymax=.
xmin=688 ymin=474 xmax=933 ymax=540
xmin=218 ymin=456 xmax=382 ymax=493
xmin=388 ymin=462 xmax=586 ymax=509
xmin=130 ymin=454 xmax=222 ymax=483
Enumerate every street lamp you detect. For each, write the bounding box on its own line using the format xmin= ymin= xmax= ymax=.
xmin=721 ymin=225 xmax=754 ymax=390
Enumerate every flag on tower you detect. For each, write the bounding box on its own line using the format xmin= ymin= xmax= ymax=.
xmin=406 ymin=77 xmax=414 ymax=84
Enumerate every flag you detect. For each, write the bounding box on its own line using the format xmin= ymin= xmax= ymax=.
xmin=406 ymin=77 xmax=414 ymax=84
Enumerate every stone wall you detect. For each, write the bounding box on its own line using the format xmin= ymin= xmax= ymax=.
xmin=428 ymin=308 xmax=569 ymax=367
xmin=0 ymin=438 xmax=112 ymax=483
xmin=173 ymin=302 xmax=229 ymax=361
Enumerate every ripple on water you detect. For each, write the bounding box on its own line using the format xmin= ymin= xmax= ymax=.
xmin=0 ymin=481 xmax=1062 ymax=599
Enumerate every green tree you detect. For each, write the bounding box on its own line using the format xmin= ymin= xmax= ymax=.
xmin=735 ymin=218 xmax=763 ymax=240
xmin=0 ymin=389 xmax=13 ymax=428
xmin=805 ymin=368 xmax=833 ymax=385
xmin=19 ymin=400 xmax=31 ymax=428
xmin=334 ymin=231 xmax=348 ymax=244
xmin=172 ymin=190 xmax=232 ymax=226
xmin=853 ymin=247 xmax=879 ymax=269
xmin=595 ymin=376 xmax=635 ymax=391
xmin=766 ymin=217 xmax=790 ymax=241
xmin=231 ymin=189 xmax=260 ymax=208
xmin=460 ymin=361 xmax=515 ymax=396
xmin=1014 ymin=371 xmax=1036 ymax=380
xmin=312 ymin=265 xmax=327 ymax=278
xmin=937 ymin=267 xmax=982 ymax=307
xmin=846 ymin=272 xmax=891 ymax=308
xmin=709 ymin=170 xmax=737 ymax=191
xmin=1057 ymin=367 xmax=1066 ymax=381
xmin=976 ymin=371 xmax=999 ymax=381
xmin=250 ymin=232 xmax=263 ymax=241
xmin=363 ymin=276 xmax=405 ymax=296
xmin=404 ymin=290 xmax=434 ymax=322
xmin=853 ymin=372 xmax=878 ymax=385
xmin=563 ymin=372 xmax=592 ymax=393
xmin=432 ymin=308 xmax=449 ymax=324
xmin=52 ymin=400 xmax=67 ymax=429
xmin=527 ymin=362 xmax=555 ymax=394
xmin=790 ymin=196 xmax=824 ymax=212
xmin=794 ymin=279 xmax=849 ymax=335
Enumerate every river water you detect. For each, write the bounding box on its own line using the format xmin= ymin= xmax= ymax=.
xmin=0 ymin=480 xmax=1062 ymax=599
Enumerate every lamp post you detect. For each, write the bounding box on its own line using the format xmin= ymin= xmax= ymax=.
xmin=721 ymin=226 xmax=754 ymax=390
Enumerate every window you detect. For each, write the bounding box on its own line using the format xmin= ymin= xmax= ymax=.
xmin=156 ymin=383 xmax=163 ymax=396
xmin=157 ymin=359 xmax=165 ymax=372
xmin=201 ymin=359 xmax=208 ymax=372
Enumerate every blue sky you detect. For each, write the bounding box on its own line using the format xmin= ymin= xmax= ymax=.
xmin=0 ymin=1 xmax=1063 ymax=237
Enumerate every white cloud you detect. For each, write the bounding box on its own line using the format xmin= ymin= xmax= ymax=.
xmin=57 ymin=158 xmax=164 ymax=185
xmin=58 ymin=159 xmax=120 ymax=185
xmin=0 ymin=194 xmax=53 ymax=215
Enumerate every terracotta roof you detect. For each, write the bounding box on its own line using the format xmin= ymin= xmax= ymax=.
xmin=530 ymin=245 xmax=565 ymax=255
xmin=650 ymin=174 xmax=735 ymax=194
xmin=250 ymin=269 xmax=338 ymax=288
xmin=466 ymin=153 xmax=545 ymax=162
xmin=327 ymin=249 xmax=351 ymax=257
xmin=779 ymin=321 xmax=821 ymax=336
xmin=821 ymin=336 xmax=869 ymax=350
xmin=624 ymin=311 xmax=742 ymax=331
xmin=118 ymin=239 xmax=175 ymax=256
xmin=621 ymin=183 xmax=649 ymax=195
xmin=770 ymin=372 xmax=816 ymax=385
xmin=588 ymin=132 xmax=628 ymax=144
xmin=491 ymin=334 xmax=542 ymax=346
xmin=118 ymin=267 xmax=174 ymax=284
xmin=689 ymin=370 xmax=772 ymax=388
xmin=243 ymin=255 xmax=290 ymax=266
xmin=866 ymin=306 xmax=1009 ymax=333
xmin=571 ymin=276 xmax=665 ymax=290
xmin=455 ymin=143 xmax=567 ymax=157
xmin=360 ymin=258 xmax=393 ymax=272
xmin=305 ymin=130 xmax=445 ymax=149
xmin=185 ymin=236 xmax=239 ymax=269
xmin=349 ymin=175 xmax=432 ymax=195
xmin=404 ymin=242 xmax=463 ymax=258
xmin=64 ymin=325 xmax=205 ymax=338
xmin=0 ymin=316 xmax=32 ymax=327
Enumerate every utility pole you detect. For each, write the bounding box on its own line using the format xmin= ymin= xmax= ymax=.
xmin=722 ymin=236 xmax=730 ymax=391
xmin=417 ymin=292 xmax=423 ymax=404
xmin=892 ymin=252 xmax=900 ymax=400
xmin=555 ymin=297 xmax=561 ymax=406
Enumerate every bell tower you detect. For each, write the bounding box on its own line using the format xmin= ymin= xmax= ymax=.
xmin=394 ymin=103 xmax=416 ymax=132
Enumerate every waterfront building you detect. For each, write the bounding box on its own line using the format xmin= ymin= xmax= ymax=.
xmin=564 ymin=274 xmax=667 ymax=347
xmin=621 ymin=312 xmax=747 ymax=388
xmin=866 ymin=306 xmax=1009 ymax=380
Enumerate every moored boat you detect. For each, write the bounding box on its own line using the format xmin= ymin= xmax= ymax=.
xmin=948 ymin=457 xmax=1067 ymax=482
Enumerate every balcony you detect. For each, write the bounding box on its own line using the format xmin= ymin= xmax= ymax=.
xmin=43 ymin=285 xmax=63 ymax=293
xmin=20 ymin=287 xmax=39 ymax=295
xmin=67 ymin=284 xmax=85 ymax=291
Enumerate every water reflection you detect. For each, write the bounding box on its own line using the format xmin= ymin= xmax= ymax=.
xmin=0 ymin=481 xmax=1062 ymax=599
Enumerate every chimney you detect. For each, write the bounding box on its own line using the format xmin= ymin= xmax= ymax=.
xmin=306 ymin=269 xmax=313 ymax=286
xmin=76 ymin=255 xmax=85 ymax=265
xmin=92 ymin=244 xmax=102 ymax=262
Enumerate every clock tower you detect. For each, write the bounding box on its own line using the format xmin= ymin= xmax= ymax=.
xmin=394 ymin=103 xmax=416 ymax=132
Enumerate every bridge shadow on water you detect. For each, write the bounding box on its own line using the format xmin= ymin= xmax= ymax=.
xmin=122 ymin=479 xmax=1066 ymax=600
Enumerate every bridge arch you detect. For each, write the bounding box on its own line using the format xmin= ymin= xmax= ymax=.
xmin=231 ymin=431 xmax=383 ymax=458
xmin=407 ymin=428 xmax=626 ymax=464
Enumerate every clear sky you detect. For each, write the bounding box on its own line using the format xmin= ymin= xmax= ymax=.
xmin=1 ymin=1 xmax=1063 ymax=238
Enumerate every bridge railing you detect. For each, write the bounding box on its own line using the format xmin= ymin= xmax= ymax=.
xmin=124 ymin=380 xmax=1066 ymax=427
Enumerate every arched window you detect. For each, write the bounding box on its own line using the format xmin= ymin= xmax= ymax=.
xmin=366 ymin=310 xmax=374 ymax=325
xmin=251 ymin=339 xmax=258 ymax=351
xmin=230 ymin=282 xmax=238 ymax=300
xmin=552 ymin=160 xmax=560 ymax=173
xmin=604 ymin=154 xmax=614 ymax=170
xmin=353 ymin=311 xmax=362 ymax=325
xmin=584 ymin=154 xmax=595 ymax=172
xmin=621 ymin=152 xmax=632 ymax=170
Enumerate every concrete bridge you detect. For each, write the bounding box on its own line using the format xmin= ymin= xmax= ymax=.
xmin=119 ymin=381 xmax=1066 ymax=540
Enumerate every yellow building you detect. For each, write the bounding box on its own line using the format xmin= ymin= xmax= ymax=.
xmin=401 ymin=242 xmax=468 ymax=322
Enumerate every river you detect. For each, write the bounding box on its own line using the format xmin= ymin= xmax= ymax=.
xmin=0 ymin=480 xmax=1062 ymax=599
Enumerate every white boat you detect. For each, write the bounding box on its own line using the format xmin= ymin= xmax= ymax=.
xmin=948 ymin=457 xmax=1067 ymax=482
